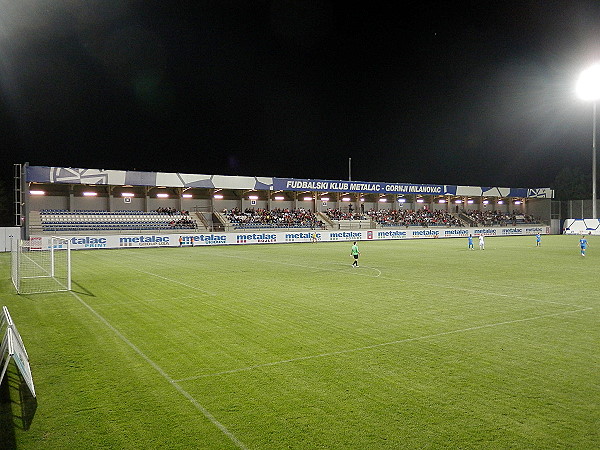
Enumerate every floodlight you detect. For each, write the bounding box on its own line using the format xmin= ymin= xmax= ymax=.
xmin=274 ymin=196 xmax=284 ymax=200
xmin=379 ymin=198 xmax=387 ymax=202
xmin=303 ymin=196 xmax=312 ymax=201
xmin=497 ymin=200 xmax=504 ymax=204
xmin=29 ymin=190 xmax=45 ymax=195
xmin=455 ymin=199 xmax=462 ymax=204
xmin=416 ymin=198 xmax=424 ymax=203
xmin=482 ymin=200 xmax=489 ymax=205
xmin=121 ymin=192 xmax=135 ymax=197
xmin=182 ymin=194 xmax=193 ymax=198
xmin=248 ymin=195 xmax=259 ymax=200
xmin=576 ymin=64 xmax=600 ymax=101
xmin=321 ymin=197 xmax=330 ymax=201
xmin=576 ymin=63 xmax=600 ymax=218
xmin=156 ymin=193 xmax=169 ymax=198
xmin=398 ymin=198 xmax=406 ymax=203
xmin=438 ymin=199 xmax=446 ymax=204
xmin=467 ymin=199 xmax=474 ymax=204
xmin=514 ymin=200 xmax=522 ymax=205
xmin=342 ymin=197 xmax=351 ymax=202
xmin=213 ymin=194 xmax=224 ymax=199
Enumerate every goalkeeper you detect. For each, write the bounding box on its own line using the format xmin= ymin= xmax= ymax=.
xmin=350 ymin=242 xmax=360 ymax=267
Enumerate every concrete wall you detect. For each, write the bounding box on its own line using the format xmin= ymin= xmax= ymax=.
xmin=0 ymin=227 xmax=21 ymax=252
xmin=525 ymin=198 xmax=550 ymax=222
xmin=30 ymin=195 xmax=69 ymax=210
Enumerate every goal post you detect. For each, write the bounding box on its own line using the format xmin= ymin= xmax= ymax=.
xmin=11 ymin=237 xmax=72 ymax=295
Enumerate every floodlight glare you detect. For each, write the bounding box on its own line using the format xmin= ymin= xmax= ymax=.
xmin=213 ymin=194 xmax=224 ymax=199
xmin=29 ymin=190 xmax=45 ymax=195
xmin=303 ymin=196 xmax=313 ymax=201
xmin=182 ymin=194 xmax=193 ymax=198
xmin=248 ymin=195 xmax=259 ymax=200
xmin=83 ymin=192 xmax=97 ymax=197
xmin=416 ymin=198 xmax=424 ymax=203
xmin=274 ymin=196 xmax=284 ymax=200
xmin=342 ymin=197 xmax=351 ymax=202
xmin=438 ymin=199 xmax=446 ymax=204
xmin=156 ymin=193 xmax=169 ymax=198
xmin=121 ymin=192 xmax=135 ymax=197
xmin=577 ymin=63 xmax=600 ymax=218
xmin=576 ymin=64 xmax=600 ymax=101
xmin=398 ymin=198 xmax=406 ymax=203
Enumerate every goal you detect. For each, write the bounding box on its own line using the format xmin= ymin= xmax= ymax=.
xmin=11 ymin=237 xmax=72 ymax=295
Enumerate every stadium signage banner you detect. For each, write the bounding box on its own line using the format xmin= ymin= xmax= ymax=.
xmin=30 ymin=226 xmax=550 ymax=250
xmin=25 ymin=166 xmax=553 ymax=198
xmin=563 ymin=219 xmax=600 ymax=235
xmin=273 ymin=178 xmax=446 ymax=195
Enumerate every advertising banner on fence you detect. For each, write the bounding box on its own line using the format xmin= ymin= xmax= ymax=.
xmin=30 ymin=225 xmax=550 ymax=250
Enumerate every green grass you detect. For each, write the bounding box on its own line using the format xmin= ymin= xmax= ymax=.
xmin=1 ymin=235 xmax=598 ymax=449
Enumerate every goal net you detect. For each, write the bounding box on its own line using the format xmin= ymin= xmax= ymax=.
xmin=11 ymin=237 xmax=72 ymax=295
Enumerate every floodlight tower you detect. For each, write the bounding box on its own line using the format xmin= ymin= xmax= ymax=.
xmin=576 ymin=63 xmax=600 ymax=219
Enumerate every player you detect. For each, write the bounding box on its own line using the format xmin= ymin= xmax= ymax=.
xmin=478 ymin=234 xmax=485 ymax=250
xmin=579 ymin=235 xmax=588 ymax=256
xmin=468 ymin=234 xmax=474 ymax=250
xmin=350 ymin=241 xmax=360 ymax=267
xmin=535 ymin=233 xmax=541 ymax=247
xmin=311 ymin=231 xmax=318 ymax=243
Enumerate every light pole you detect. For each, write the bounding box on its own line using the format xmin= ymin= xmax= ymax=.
xmin=576 ymin=63 xmax=600 ymax=219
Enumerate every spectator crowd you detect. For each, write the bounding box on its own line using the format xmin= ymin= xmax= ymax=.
xmin=155 ymin=207 xmax=189 ymax=215
xmin=368 ymin=209 xmax=463 ymax=227
xmin=223 ymin=208 xmax=324 ymax=229
xmin=325 ymin=208 xmax=369 ymax=220
xmin=463 ymin=210 xmax=539 ymax=226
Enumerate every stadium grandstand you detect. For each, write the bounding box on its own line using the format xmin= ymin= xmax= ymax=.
xmin=15 ymin=164 xmax=554 ymax=245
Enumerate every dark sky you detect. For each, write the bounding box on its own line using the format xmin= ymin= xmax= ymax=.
xmin=1 ymin=0 xmax=600 ymax=188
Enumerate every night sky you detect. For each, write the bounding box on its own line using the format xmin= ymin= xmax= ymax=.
xmin=1 ymin=0 xmax=600 ymax=188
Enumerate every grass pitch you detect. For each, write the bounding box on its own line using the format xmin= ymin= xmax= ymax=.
xmin=1 ymin=235 xmax=598 ymax=449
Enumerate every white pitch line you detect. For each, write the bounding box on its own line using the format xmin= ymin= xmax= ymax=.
xmin=130 ymin=267 xmax=219 ymax=297
xmin=91 ymin=295 xmax=199 ymax=308
xmin=68 ymin=290 xmax=248 ymax=450
xmin=330 ymin=262 xmax=382 ymax=277
xmin=174 ymin=306 xmax=593 ymax=382
xmin=216 ymin=252 xmax=590 ymax=308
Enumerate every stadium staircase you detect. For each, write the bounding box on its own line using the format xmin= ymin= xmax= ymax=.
xmin=192 ymin=211 xmax=211 ymax=231
xmin=458 ymin=212 xmax=477 ymax=226
xmin=316 ymin=212 xmax=334 ymax=229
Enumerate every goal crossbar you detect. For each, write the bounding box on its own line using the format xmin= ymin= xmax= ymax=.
xmin=11 ymin=237 xmax=72 ymax=295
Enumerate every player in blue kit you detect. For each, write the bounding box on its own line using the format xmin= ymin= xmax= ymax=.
xmin=468 ymin=234 xmax=474 ymax=250
xmin=579 ymin=236 xmax=588 ymax=256
xmin=535 ymin=233 xmax=541 ymax=247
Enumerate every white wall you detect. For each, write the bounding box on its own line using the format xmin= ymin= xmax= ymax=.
xmin=0 ymin=227 xmax=21 ymax=252
xmin=30 ymin=195 xmax=69 ymax=210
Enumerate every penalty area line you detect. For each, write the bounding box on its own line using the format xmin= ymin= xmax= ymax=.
xmin=68 ymin=290 xmax=248 ymax=450
xmin=174 ymin=306 xmax=593 ymax=382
